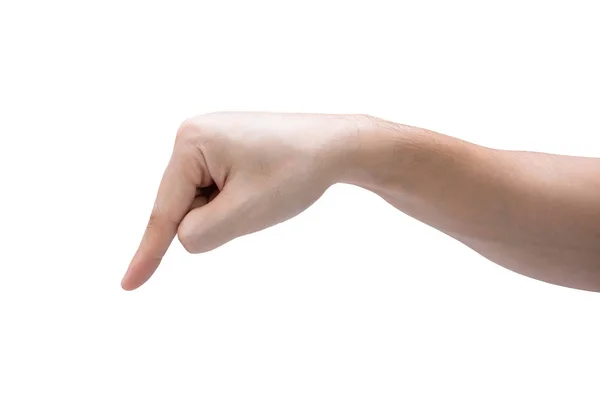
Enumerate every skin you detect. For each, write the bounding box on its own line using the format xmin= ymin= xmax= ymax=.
xmin=121 ymin=112 xmax=600 ymax=292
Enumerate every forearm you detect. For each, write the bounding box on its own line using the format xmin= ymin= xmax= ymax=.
xmin=336 ymin=115 xmax=600 ymax=291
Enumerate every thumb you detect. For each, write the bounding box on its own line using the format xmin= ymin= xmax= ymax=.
xmin=177 ymin=189 xmax=245 ymax=253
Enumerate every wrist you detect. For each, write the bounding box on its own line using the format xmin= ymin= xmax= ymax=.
xmin=328 ymin=114 xmax=415 ymax=190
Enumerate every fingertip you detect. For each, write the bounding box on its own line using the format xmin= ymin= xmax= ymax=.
xmin=120 ymin=265 xmax=139 ymax=291
xmin=121 ymin=254 xmax=162 ymax=291
xmin=120 ymin=275 xmax=137 ymax=291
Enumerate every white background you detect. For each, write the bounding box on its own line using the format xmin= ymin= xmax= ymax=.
xmin=1 ymin=1 xmax=600 ymax=399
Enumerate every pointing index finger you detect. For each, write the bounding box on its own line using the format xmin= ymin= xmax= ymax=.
xmin=121 ymin=151 xmax=199 ymax=291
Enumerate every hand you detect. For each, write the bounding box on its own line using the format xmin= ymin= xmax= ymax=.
xmin=121 ymin=112 xmax=361 ymax=290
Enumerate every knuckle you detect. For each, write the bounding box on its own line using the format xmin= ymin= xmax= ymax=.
xmin=177 ymin=223 xmax=198 ymax=254
xmin=175 ymin=115 xmax=218 ymax=149
xmin=176 ymin=118 xmax=201 ymax=144
xmin=179 ymin=240 xmax=197 ymax=254
xmin=146 ymin=212 xmax=159 ymax=230
xmin=149 ymin=203 xmax=179 ymax=228
xmin=177 ymin=222 xmax=220 ymax=254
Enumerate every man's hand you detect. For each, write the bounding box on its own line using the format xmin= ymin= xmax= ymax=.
xmin=121 ymin=112 xmax=358 ymax=290
xmin=123 ymin=111 xmax=600 ymax=292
